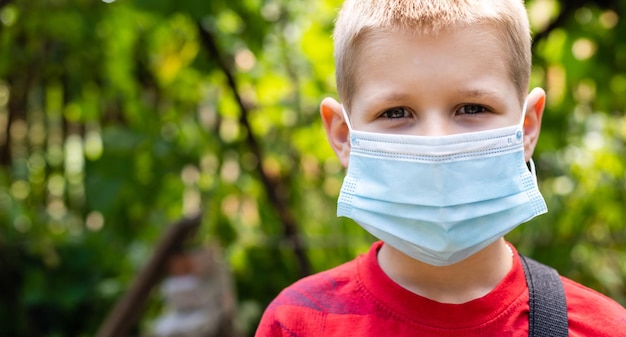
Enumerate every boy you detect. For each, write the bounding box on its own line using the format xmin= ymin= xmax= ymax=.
xmin=255 ymin=0 xmax=626 ymax=336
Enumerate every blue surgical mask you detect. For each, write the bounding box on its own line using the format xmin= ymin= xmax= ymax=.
xmin=337 ymin=105 xmax=547 ymax=266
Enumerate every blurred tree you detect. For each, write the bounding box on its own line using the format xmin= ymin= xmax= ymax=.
xmin=0 ymin=0 xmax=623 ymax=336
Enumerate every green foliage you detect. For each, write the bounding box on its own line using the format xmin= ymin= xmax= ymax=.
xmin=508 ymin=0 xmax=626 ymax=306
xmin=0 ymin=0 xmax=624 ymax=336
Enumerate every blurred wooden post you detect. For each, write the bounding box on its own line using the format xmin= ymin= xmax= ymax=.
xmin=148 ymin=245 xmax=239 ymax=337
xmin=96 ymin=214 xmax=202 ymax=337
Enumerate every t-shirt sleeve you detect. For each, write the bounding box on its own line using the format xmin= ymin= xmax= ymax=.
xmin=562 ymin=276 xmax=626 ymax=336
xmin=254 ymin=305 xmax=285 ymax=337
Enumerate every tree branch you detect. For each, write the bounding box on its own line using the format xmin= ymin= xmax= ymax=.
xmin=0 ymin=0 xmax=13 ymax=10
xmin=532 ymin=0 xmax=620 ymax=49
xmin=196 ymin=21 xmax=311 ymax=277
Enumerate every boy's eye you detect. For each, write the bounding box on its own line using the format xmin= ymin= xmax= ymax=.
xmin=458 ymin=104 xmax=487 ymax=115
xmin=381 ymin=107 xmax=410 ymax=119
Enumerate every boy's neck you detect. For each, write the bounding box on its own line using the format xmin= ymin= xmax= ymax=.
xmin=377 ymin=238 xmax=513 ymax=304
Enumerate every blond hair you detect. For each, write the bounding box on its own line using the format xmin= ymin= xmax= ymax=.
xmin=333 ymin=0 xmax=532 ymax=108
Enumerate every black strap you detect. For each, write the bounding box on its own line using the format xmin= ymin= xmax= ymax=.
xmin=520 ymin=255 xmax=569 ymax=337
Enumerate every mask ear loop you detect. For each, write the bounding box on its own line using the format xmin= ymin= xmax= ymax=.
xmin=528 ymin=158 xmax=539 ymax=182
xmin=520 ymin=99 xmax=528 ymax=126
xmin=341 ymin=105 xmax=354 ymax=131
xmin=341 ymin=105 xmax=356 ymax=146
xmin=521 ymin=98 xmax=540 ymax=182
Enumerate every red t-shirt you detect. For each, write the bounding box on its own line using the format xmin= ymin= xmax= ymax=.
xmin=255 ymin=241 xmax=626 ymax=336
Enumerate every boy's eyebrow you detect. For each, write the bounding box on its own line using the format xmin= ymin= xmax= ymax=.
xmin=368 ymin=92 xmax=414 ymax=105
xmin=367 ymin=90 xmax=504 ymax=106
xmin=455 ymin=89 xmax=504 ymax=100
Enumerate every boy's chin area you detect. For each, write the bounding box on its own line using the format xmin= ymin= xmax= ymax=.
xmin=377 ymin=238 xmax=514 ymax=304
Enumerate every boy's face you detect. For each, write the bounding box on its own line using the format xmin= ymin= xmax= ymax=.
xmin=321 ymin=24 xmax=545 ymax=168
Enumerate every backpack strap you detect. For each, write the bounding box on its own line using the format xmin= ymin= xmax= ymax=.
xmin=519 ymin=254 xmax=569 ymax=337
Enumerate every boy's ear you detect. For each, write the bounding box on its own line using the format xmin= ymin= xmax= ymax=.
xmin=320 ymin=97 xmax=350 ymax=168
xmin=523 ymin=87 xmax=546 ymax=162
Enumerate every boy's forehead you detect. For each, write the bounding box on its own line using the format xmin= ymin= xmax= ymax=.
xmin=361 ymin=23 xmax=506 ymax=50
xmin=353 ymin=25 xmax=511 ymax=81
xmin=348 ymin=25 xmax=520 ymax=110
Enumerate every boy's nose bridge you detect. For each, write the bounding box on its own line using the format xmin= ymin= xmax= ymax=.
xmin=418 ymin=112 xmax=454 ymax=136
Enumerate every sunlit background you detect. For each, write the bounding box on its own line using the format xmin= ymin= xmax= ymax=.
xmin=0 ymin=0 xmax=624 ymax=336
